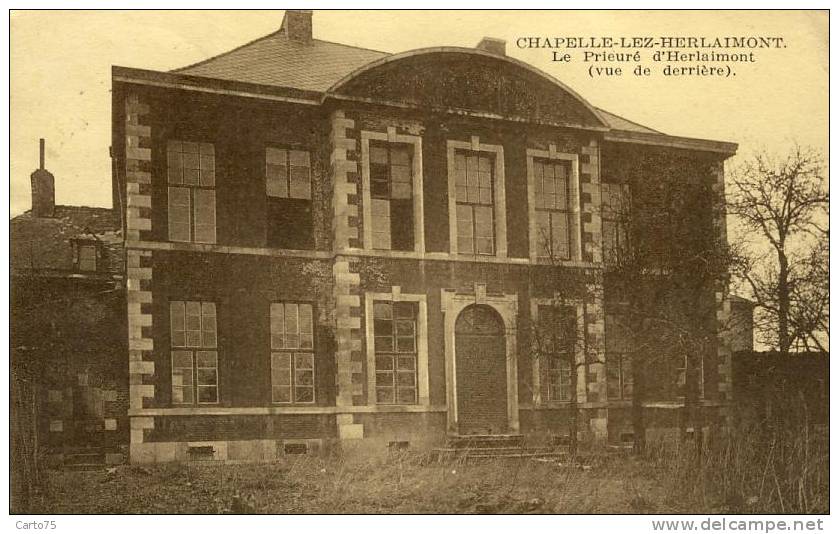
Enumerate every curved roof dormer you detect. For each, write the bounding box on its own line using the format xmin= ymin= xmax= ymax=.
xmin=326 ymin=47 xmax=609 ymax=131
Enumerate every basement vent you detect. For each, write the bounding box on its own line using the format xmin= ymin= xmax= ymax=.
xmin=388 ymin=440 xmax=410 ymax=450
xmin=283 ymin=442 xmax=309 ymax=455
xmin=188 ymin=445 xmax=215 ymax=461
xmin=620 ymin=432 xmax=635 ymax=443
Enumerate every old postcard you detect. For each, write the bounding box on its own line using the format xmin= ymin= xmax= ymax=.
xmin=8 ymin=8 xmax=829 ymax=526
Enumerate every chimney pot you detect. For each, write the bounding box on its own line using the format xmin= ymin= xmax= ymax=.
xmin=476 ymin=37 xmax=507 ymax=56
xmin=30 ymin=138 xmax=55 ymax=218
xmin=281 ymin=10 xmax=313 ymax=43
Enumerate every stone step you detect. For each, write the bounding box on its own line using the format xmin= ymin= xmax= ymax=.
xmin=431 ymin=447 xmax=566 ymax=461
xmin=446 ymin=434 xmax=525 ymax=449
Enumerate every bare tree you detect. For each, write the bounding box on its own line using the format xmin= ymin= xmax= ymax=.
xmin=527 ymin=258 xmax=601 ymax=458
xmin=728 ymin=145 xmax=828 ymax=355
xmin=604 ymin=151 xmax=733 ymax=455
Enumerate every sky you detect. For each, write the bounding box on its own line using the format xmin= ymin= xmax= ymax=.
xmin=9 ymin=10 xmax=828 ymax=216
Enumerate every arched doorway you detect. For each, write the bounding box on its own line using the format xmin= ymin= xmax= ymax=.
xmin=455 ymin=304 xmax=507 ymax=435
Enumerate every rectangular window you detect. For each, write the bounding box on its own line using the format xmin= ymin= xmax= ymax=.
xmin=534 ymin=159 xmax=571 ymax=259
xmin=536 ymin=305 xmax=576 ymax=402
xmin=73 ymin=241 xmax=98 ymax=272
xmin=266 ymin=147 xmax=314 ymax=250
xmin=605 ymin=314 xmax=633 ymax=400
xmin=266 ymin=148 xmax=311 ymax=200
xmin=454 ymin=151 xmax=494 ymax=255
xmin=369 ymin=143 xmax=414 ymax=251
xmin=601 ymin=183 xmax=629 ymax=265
xmin=270 ymin=303 xmax=315 ymax=404
xmin=676 ymin=355 xmax=704 ymax=399
xmin=170 ymin=301 xmax=218 ymax=404
xmin=373 ymin=301 xmax=418 ymax=404
xmin=167 ymin=141 xmax=216 ymax=244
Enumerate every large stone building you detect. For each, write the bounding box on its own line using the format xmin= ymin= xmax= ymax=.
xmin=111 ymin=11 xmax=738 ymax=463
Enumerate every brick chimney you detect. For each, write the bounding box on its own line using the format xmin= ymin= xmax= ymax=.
xmin=281 ymin=10 xmax=313 ymax=43
xmin=476 ymin=37 xmax=506 ymax=56
xmin=30 ymin=138 xmax=55 ymax=218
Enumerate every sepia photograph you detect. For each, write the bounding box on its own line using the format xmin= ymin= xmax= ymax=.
xmin=7 ymin=6 xmax=830 ymax=524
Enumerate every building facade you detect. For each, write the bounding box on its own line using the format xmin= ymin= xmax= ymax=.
xmin=111 ymin=11 xmax=738 ymax=463
xmin=11 ymin=141 xmax=127 ymax=465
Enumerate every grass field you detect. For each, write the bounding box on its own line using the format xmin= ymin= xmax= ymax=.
xmin=27 ymin=428 xmax=829 ymax=514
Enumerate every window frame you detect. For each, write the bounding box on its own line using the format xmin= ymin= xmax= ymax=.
xmin=453 ymin=150 xmax=496 ymax=256
xmin=265 ymin=145 xmax=312 ymax=201
xmin=360 ymin=129 xmax=425 ymax=253
xmin=371 ymin=300 xmax=419 ymax=405
xmin=166 ymin=140 xmax=217 ymax=244
xmin=269 ymin=301 xmax=316 ymax=405
xmin=532 ymin=157 xmax=573 ymax=260
xmin=675 ymin=354 xmax=705 ymax=400
xmin=364 ymin=289 xmax=429 ymax=406
xmin=605 ymin=313 xmax=634 ymax=401
xmin=601 ymin=182 xmax=630 ymax=266
xmin=72 ymin=239 xmax=99 ymax=272
xmin=169 ymin=300 xmax=219 ymax=406
xmin=526 ymin=146 xmax=581 ymax=262
xmin=446 ymin=137 xmax=507 ymax=257
xmin=529 ymin=297 xmax=584 ymax=406
xmin=368 ymin=141 xmax=414 ymax=251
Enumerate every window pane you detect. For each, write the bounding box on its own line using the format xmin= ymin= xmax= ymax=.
xmin=193 ymin=190 xmax=216 ymax=244
xmin=397 ymin=355 xmax=416 ymax=370
xmin=396 ymin=336 xmax=415 ymax=353
xmin=299 ymin=304 xmax=313 ymax=333
xmin=375 ymin=336 xmax=393 ymax=352
xmin=295 ymin=370 xmax=314 ymax=387
xmin=375 ymin=356 xmax=394 ymax=371
xmin=201 ymin=303 xmax=217 ymax=348
xmin=552 ymin=212 xmax=570 ymax=260
xmin=266 ymin=147 xmax=287 ymax=165
xmin=391 ymin=164 xmax=411 ymax=184
xmin=295 ymin=387 xmax=314 ymax=403
xmin=273 ymin=386 xmax=291 ymax=403
xmin=396 ymin=371 xmax=416 ymax=387
xmin=395 ymin=320 xmax=414 ymax=336
xmin=376 ymin=387 xmax=395 ymax=404
xmin=369 ymin=146 xmax=388 ymax=165
xmin=371 ymin=199 xmax=391 ymax=250
xmin=391 ymin=146 xmax=410 ymax=167
xmin=374 ymin=302 xmax=392 ymax=319
xmin=397 ymin=387 xmax=417 ymax=404
xmin=535 ymin=210 xmax=551 ymax=258
xmin=474 ymin=206 xmax=493 ymax=238
xmin=197 ymin=386 xmax=217 ymax=403
xmin=170 ymin=301 xmax=186 ymax=345
xmin=200 ymin=156 xmax=215 ymax=187
xmin=267 ymin=164 xmax=289 ymax=198
xmin=196 ymin=350 xmax=217 ymax=369
xmin=172 ymin=350 xmax=192 ymax=370
xmin=289 ymin=166 xmax=311 ymax=200
xmin=289 ymin=150 xmax=309 ymax=168
xmin=294 ymin=352 xmax=313 ymax=370
xmin=168 ymin=187 xmax=191 ymax=242
xmin=271 ymin=353 xmax=291 ymax=387
xmin=197 ymin=368 xmax=218 ymax=386
xmin=376 ymin=372 xmax=394 ymax=387
xmin=394 ymin=302 xmax=414 ymax=318
xmin=374 ymin=319 xmax=393 ymax=337
xmin=391 ymin=182 xmax=412 ymax=200
xmin=285 ymin=303 xmax=298 ymax=337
